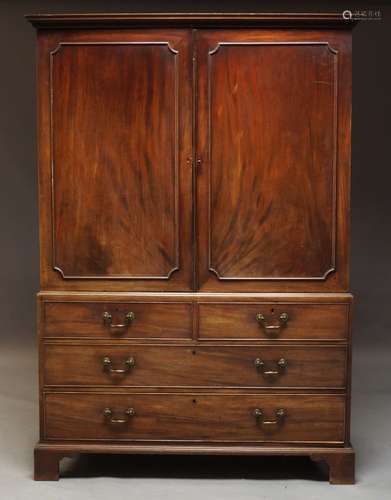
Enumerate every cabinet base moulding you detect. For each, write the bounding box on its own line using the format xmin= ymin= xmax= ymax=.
xmin=34 ymin=442 xmax=355 ymax=484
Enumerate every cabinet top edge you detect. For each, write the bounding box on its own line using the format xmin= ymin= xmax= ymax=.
xmin=25 ymin=12 xmax=357 ymax=29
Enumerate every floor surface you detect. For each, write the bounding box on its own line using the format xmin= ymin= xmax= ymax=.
xmin=0 ymin=339 xmax=390 ymax=500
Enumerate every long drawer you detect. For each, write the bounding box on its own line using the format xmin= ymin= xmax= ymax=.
xmin=42 ymin=302 xmax=193 ymax=339
xmin=198 ymin=303 xmax=349 ymax=341
xmin=43 ymin=392 xmax=346 ymax=443
xmin=42 ymin=344 xmax=347 ymax=388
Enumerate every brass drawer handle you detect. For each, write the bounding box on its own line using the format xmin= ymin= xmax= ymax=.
xmin=254 ymin=357 xmax=287 ymax=377
xmin=102 ymin=356 xmax=135 ymax=374
xmin=103 ymin=407 xmax=136 ymax=424
xmin=255 ymin=312 xmax=289 ymax=337
xmin=102 ymin=311 xmax=135 ymax=329
xmin=253 ymin=408 xmax=286 ymax=427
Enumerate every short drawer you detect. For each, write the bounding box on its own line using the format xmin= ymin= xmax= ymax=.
xmin=198 ymin=303 xmax=349 ymax=341
xmin=44 ymin=393 xmax=346 ymax=443
xmin=42 ymin=344 xmax=347 ymax=388
xmin=42 ymin=302 xmax=193 ymax=339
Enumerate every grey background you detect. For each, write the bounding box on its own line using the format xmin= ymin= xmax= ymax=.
xmin=0 ymin=1 xmax=390 ymax=498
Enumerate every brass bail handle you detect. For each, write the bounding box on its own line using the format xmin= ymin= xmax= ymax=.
xmin=254 ymin=358 xmax=287 ymax=377
xmin=103 ymin=407 xmax=136 ymax=424
xmin=253 ymin=408 xmax=286 ymax=427
xmin=102 ymin=356 xmax=135 ymax=374
xmin=255 ymin=312 xmax=289 ymax=337
xmin=102 ymin=311 xmax=135 ymax=329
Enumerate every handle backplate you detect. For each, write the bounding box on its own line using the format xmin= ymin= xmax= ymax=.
xmin=256 ymin=312 xmax=289 ymax=337
xmin=102 ymin=356 xmax=135 ymax=374
xmin=102 ymin=311 xmax=135 ymax=330
xmin=103 ymin=407 xmax=136 ymax=424
xmin=253 ymin=408 xmax=286 ymax=428
xmin=254 ymin=357 xmax=287 ymax=378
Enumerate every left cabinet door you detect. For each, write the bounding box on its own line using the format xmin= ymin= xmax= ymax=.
xmin=37 ymin=30 xmax=193 ymax=291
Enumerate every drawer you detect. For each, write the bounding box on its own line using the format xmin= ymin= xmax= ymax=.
xmin=44 ymin=393 xmax=346 ymax=443
xmin=198 ymin=303 xmax=349 ymax=341
xmin=43 ymin=344 xmax=347 ymax=388
xmin=42 ymin=302 xmax=193 ymax=339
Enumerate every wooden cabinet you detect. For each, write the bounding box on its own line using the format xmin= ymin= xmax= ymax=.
xmin=28 ymin=13 xmax=355 ymax=484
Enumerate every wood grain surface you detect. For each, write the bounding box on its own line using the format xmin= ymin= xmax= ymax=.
xmin=198 ymin=302 xmax=349 ymax=340
xmin=37 ymin=29 xmax=193 ymax=291
xmin=196 ymin=29 xmax=352 ymax=292
xmin=43 ymin=301 xmax=193 ymax=339
xmin=43 ymin=392 xmax=346 ymax=443
xmin=42 ymin=344 xmax=347 ymax=388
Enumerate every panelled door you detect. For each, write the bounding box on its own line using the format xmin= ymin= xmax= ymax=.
xmin=196 ymin=29 xmax=351 ymax=292
xmin=39 ymin=28 xmax=351 ymax=293
xmin=38 ymin=29 xmax=193 ymax=291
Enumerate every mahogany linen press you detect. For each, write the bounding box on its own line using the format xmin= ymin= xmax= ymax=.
xmin=27 ymin=13 xmax=356 ymax=483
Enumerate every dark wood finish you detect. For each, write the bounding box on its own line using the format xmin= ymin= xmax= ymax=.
xmin=328 ymin=452 xmax=355 ymax=485
xmin=29 ymin=13 xmax=355 ymax=484
xmin=26 ymin=12 xmax=357 ymax=29
xmin=198 ymin=303 xmax=349 ymax=341
xmin=52 ymin=43 xmax=179 ymax=280
xmin=37 ymin=28 xmax=193 ymax=291
xmin=35 ymin=441 xmax=354 ymax=456
xmin=43 ymin=392 xmax=345 ymax=443
xmin=205 ymin=40 xmax=335 ymax=279
xmin=43 ymin=301 xmax=193 ymax=339
xmin=42 ymin=344 xmax=347 ymax=388
xmin=311 ymin=451 xmax=355 ymax=484
xmin=34 ymin=23 xmax=352 ymax=294
xmin=34 ymin=447 xmax=62 ymax=481
xmin=196 ymin=29 xmax=352 ymax=292
xmin=34 ymin=442 xmax=355 ymax=483
xmin=39 ymin=292 xmax=354 ymax=303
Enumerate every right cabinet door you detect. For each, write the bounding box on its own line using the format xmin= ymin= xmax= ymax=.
xmin=196 ymin=29 xmax=351 ymax=292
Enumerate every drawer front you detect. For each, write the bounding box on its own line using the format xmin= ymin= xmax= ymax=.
xmin=44 ymin=393 xmax=346 ymax=443
xmin=43 ymin=302 xmax=193 ymax=339
xmin=43 ymin=344 xmax=347 ymax=388
xmin=198 ymin=303 xmax=349 ymax=341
